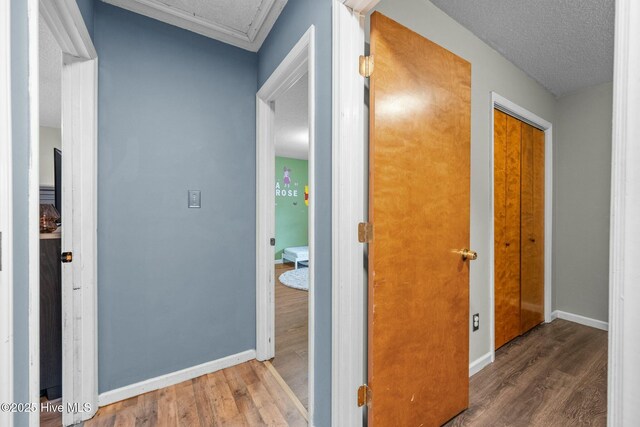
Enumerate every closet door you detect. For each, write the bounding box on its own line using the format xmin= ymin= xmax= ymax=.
xmin=494 ymin=110 xmax=522 ymax=349
xmin=520 ymin=124 xmax=545 ymax=333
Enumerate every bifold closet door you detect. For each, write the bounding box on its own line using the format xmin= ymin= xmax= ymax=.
xmin=520 ymin=123 xmax=545 ymax=333
xmin=494 ymin=110 xmax=522 ymax=349
xmin=494 ymin=109 xmax=545 ymax=350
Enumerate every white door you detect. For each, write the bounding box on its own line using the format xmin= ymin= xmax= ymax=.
xmin=60 ymin=56 xmax=99 ymax=426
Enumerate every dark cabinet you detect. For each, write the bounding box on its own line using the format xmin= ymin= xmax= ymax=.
xmin=40 ymin=234 xmax=62 ymax=400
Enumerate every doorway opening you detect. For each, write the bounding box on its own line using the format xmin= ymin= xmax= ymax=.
xmin=30 ymin=1 xmax=99 ymax=425
xmin=271 ymin=73 xmax=311 ymax=412
xmin=38 ymin=15 xmax=64 ymax=422
xmin=256 ymin=27 xmax=315 ymax=424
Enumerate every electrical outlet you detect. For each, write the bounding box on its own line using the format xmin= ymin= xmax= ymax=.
xmin=473 ymin=313 xmax=480 ymax=332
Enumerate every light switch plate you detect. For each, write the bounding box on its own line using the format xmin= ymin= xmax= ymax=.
xmin=188 ymin=190 xmax=201 ymax=208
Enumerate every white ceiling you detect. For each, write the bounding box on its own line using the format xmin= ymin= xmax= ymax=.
xmin=275 ymin=75 xmax=309 ymax=160
xmin=39 ymin=19 xmax=62 ymax=128
xmin=429 ymin=0 xmax=615 ymax=97
xmin=103 ymin=0 xmax=287 ymax=52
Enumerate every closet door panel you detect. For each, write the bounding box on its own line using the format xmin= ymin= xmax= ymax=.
xmin=521 ymin=126 xmax=545 ymax=333
xmin=493 ymin=109 xmax=509 ymax=349
xmin=502 ymin=115 xmax=522 ymax=347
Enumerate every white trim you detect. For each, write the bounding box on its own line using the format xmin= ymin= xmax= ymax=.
xmin=30 ymin=2 xmax=99 ymax=425
xmin=551 ymin=310 xmax=609 ymax=331
xmin=102 ymin=0 xmax=287 ymax=52
xmin=341 ymin=0 xmax=379 ymax=14
xmin=331 ymin=1 xmax=379 ymax=425
xmin=489 ymin=92 xmax=553 ymax=364
xmin=330 ymin=1 xmax=370 ymax=426
xmin=609 ymin=0 xmax=640 ymax=424
xmin=27 ymin=0 xmax=40 ymax=425
xmin=97 ymin=350 xmax=256 ymax=407
xmin=255 ymin=27 xmax=316 ymax=423
xmin=469 ymin=352 xmax=492 ymax=377
xmin=39 ymin=0 xmax=97 ymax=60
xmin=274 ymin=258 xmax=284 ymax=265
xmin=0 ymin=0 xmax=14 ymax=425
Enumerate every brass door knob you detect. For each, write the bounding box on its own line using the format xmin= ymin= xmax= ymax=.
xmin=453 ymin=248 xmax=478 ymax=261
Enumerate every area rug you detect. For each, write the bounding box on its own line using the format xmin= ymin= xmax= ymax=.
xmin=279 ymin=267 xmax=309 ymax=291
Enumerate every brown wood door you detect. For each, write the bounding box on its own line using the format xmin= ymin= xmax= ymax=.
xmin=494 ymin=111 xmax=523 ymax=349
xmin=520 ymin=124 xmax=545 ymax=333
xmin=368 ymin=12 xmax=471 ymax=426
xmin=493 ymin=110 xmax=545 ymax=349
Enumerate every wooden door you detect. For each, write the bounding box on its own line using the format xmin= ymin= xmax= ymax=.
xmin=368 ymin=12 xmax=472 ymax=426
xmin=494 ymin=110 xmax=545 ymax=349
xmin=494 ymin=111 xmax=523 ymax=349
xmin=520 ymin=124 xmax=545 ymax=333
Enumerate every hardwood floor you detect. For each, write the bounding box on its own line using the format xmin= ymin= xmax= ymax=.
xmin=447 ymin=319 xmax=607 ymax=426
xmin=40 ymin=318 xmax=604 ymax=426
xmin=40 ymin=360 xmax=307 ymax=427
xmin=272 ymin=263 xmax=309 ymax=410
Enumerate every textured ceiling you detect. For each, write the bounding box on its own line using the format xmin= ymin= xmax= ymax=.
xmin=39 ymin=19 xmax=62 ymax=128
xmin=275 ymin=75 xmax=309 ymax=160
xmin=429 ymin=0 xmax=615 ymax=96
xmin=104 ymin=0 xmax=287 ymax=51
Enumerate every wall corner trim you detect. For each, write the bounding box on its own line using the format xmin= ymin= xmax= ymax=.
xmin=469 ymin=352 xmax=493 ymax=377
xmin=551 ymin=310 xmax=609 ymax=331
xmin=97 ymin=349 xmax=256 ymax=407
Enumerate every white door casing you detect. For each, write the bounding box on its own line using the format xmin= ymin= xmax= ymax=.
xmin=34 ymin=1 xmax=99 ymax=425
xmin=0 ymin=0 xmax=14 ymax=425
xmin=331 ymin=0 xmax=379 ymax=425
xmin=255 ymin=26 xmax=316 ymax=423
xmin=608 ymin=0 xmax=640 ymax=424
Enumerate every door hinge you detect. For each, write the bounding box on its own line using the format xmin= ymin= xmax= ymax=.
xmin=357 ymin=384 xmax=371 ymax=407
xmin=359 ymin=55 xmax=374 ymax=78
xmin=358 ymin=222 xmax=373 ymax=243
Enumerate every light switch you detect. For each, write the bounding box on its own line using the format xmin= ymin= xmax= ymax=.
xmin=188 ymin=190 xmax=201 ymax=208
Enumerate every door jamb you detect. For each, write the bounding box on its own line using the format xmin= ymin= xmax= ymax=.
xmin=0 ymin=0 xmax=14 ymax=425
xmin=30 ymin=1 xmax=98 ymax=425
xmin=331 ymin=0 xmax=380 ymax=425
xmin=255 ymin=26 xmax=316 ymax=423
xmin=489 ymin=92 xmax=553 ymax=363
xmin=608 ymin=0 xmax=640 ymax=423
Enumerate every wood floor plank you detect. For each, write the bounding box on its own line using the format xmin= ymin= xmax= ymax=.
xmin=192 ymin=374 xmax=217 ymax=426
xmin=174 ymin=380 xmax=201 ymax=427
xmin=223 ymin=366 xmax=263 ymax=426
xmin=207 ymin=369 xmax=241 ymax=423
xmin=155 ymin=385 xmax=178 ymax=427
xmin=273 ymin=263 xmax=309 ymax=409
xmin=446 ymin=319 xmax=607 ymax=427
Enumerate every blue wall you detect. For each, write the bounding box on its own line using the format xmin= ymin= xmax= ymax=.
xmin=93 ymin=2 xmax=258 ymax=392
xmin=258 ymin=0 xmax=333 ymax=424
xmin=11 ymin=0 xmax=31 ymax=424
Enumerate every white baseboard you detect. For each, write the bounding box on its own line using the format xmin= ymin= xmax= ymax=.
xmin=274 ymin=258 xmax=283 ymax=264
xmin=552 ymin=310 xmax=609 ymax=331
xmin=469 ymin=351 xmax=493 ymax=377
xmin=98 ymin=349 xmax=256 ymax=407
